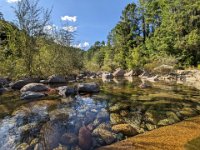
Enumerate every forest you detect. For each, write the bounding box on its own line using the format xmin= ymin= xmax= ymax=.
xmin=0 ymin=0 xmax=200 ymax=78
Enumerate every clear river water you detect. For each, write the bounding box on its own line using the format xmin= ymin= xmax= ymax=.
xmin=0 ymin=77 xmax=200 ymax=150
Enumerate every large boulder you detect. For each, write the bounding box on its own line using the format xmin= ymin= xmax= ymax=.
xmin=20 ymin=91 xmax=46 ymax=100
xmin=57 ymin=86 xmax=76 ymax=97
xmin=10 ymin=78 xmax=41 ymax=90
xmin=76 ymin=82 xmax=100 ymax=94
xmin=113 ymin=68 xmax=125 ymax=77
xmin=20 ymin=83 xmax=49 ymax=93
xmin=48 ymin=75 xmax=66 ymax=84
xmin=10 ymin=80 xmax=30 ymax=90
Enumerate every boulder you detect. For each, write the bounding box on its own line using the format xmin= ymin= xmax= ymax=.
xmin=20 ymin=83 xmax=48 ymax=93
xmin=20 ymin=91 xmax=46 ymax=100
xmin=78 ymin=126 xmax=92 ymax=150
xmin=10 ymin=80 xmax=30 ymax=90
xmin=124 ymin=69 xmax=143 ymax=77
xmin=0 ymin=77 xmax=9 ymax=86
xmin=10 ymin=77 xmax=41 ymax=90
xmin=113 ymin=68 xmax=125 ymax=77
xmin=76 ymin=82 xmax=100 ymax=94
xmin=102 ymin=73 xmax=113 ymax=79
xmin=112 ymin=124 xmax=138 ymax=136
xmin=48 ymin=75 xmax=66 ymax=84
xmin=57 ymin=86 xmax=76 ymax=97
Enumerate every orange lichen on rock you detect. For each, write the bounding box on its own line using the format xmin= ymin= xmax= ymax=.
xmin=99 ymin=116 xmax=200 ymax=150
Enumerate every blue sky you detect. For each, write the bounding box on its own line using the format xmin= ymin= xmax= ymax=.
xmin=0 ymin=0 xmax=135 ymax=49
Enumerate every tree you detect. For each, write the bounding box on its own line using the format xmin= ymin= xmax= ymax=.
xmin=14 ymin=0 xmax=51 ymax=76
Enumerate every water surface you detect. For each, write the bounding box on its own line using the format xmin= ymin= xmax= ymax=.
xmin=0 ymin=77 xmax=200 ymax=149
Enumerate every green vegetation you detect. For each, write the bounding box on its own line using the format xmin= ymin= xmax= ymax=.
xmin=85 ymin=0 xmax=200 ymax=71
xmin=0 ymin=0 xmax=200 ymax=78
xmin=0 ymin=0 xmax=83 ymax=78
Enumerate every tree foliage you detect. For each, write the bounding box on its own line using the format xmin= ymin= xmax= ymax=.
xmin=85 ymin=0 xmax=200 ymax=71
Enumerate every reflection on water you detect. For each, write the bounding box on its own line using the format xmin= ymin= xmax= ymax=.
xmin=0 ymin=77 xmax=200 ymax=149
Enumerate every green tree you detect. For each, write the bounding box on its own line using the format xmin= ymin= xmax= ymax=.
xmin=14 ymin=0 xmax=51 ymax=76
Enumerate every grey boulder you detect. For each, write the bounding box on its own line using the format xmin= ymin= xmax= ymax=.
xmin=20 ymin=83 xmax=49 ymax=93
xmin=76 ymin=82 xmax=100 ymax=94
xmin=20 ymin=91 xmax=46 ymax=100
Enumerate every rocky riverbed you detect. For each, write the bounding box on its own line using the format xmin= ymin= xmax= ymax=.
xmin=0 ymin=73 xmax=200 ymax=150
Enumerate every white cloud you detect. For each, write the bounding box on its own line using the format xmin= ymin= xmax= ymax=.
xmin=73 ymin=42 xmax=90 ymax=49
xmin=83 ymin=42 xmax=90 ymax=47
xmin=43 ymin=24 xmax=58 ymax=34
xmin=62 ymin=26 xmax=77 ymax=32
xmin=61 ymin=16 xmax=77 ymax=22
xmin=6 ymin=0 xmax=21 ymax=3
xmin=73 ymin=43 xmax=82 ymax=49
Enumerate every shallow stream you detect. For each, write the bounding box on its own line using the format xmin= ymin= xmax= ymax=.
xmin=0 ymin=77 xmax=200 ymax=150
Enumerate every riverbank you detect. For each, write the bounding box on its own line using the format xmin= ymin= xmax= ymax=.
xmin=99 ymin=115 xmax=200 ymax=150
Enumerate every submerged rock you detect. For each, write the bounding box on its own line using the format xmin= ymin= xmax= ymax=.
xmin=76 ymin=82 xmax=100 ymax=94
xmin=16 ymin=143 xmax=29 ymax=150
xmin=49 ymin=108 xmax=71 ymax=121
xmin=53 ymin=145 xmax=68 ymax=150
xmin=0 ymin=105 xmax=9 ymax=118
xmin=112 ymin=124 xmax=138 ymax=136
xmin=60 ymin=133 xmax=78 ymax=146
xmin=110 ymin=113 xmax=124 ymax=125
xmin=96 ymin=110 xmax=109 ymax=122
xmin=109 ymin=103 xmax=129 ymax=112
xmin=20 ymin=83 xmax=49 ymax=93
xmin=157 ymin=118 xmax=176 ymax=126
xmin=78 ymin=126 xmax=92 ymax=150
xmin=145 ymin=123 xmax=157 ymax=131
xmin=20 ymin=91 xmax=46 ymax=100
xmin=93 ymin=128 xmax=116 ymax=145
xmin=39 ymin=120 xmax=67 ymax=150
